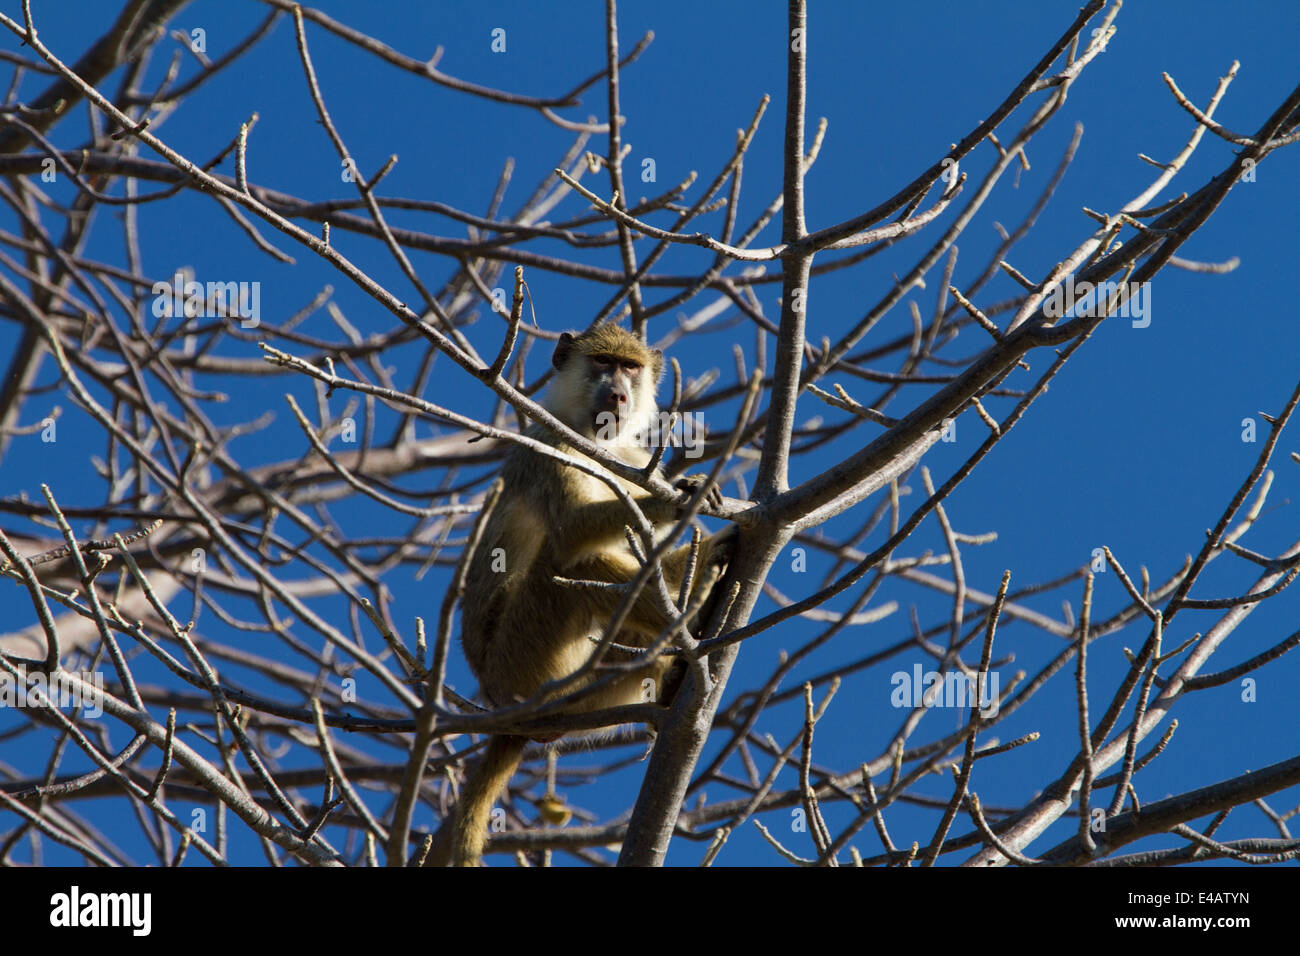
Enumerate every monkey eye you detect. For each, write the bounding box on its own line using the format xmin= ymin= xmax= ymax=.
xmin=591 ymin=355 xmax=641 ymax=373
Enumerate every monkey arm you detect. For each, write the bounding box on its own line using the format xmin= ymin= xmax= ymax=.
xmin=530 ymin=453 xmax=679 ymax=559
xmin=558 ymin=550 xmax=677 ymax=637
xmin=558 ymin=530 xmax=731 ymax=638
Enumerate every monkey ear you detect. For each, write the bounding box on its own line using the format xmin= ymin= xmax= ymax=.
xmin=553 ymin=332 xmax=576 ymax=371
xmin=650 ymin=348 xmax=664 ymax=383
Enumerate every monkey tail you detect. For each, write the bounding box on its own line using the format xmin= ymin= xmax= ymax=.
xmin=426 ymin=734 xmax=527 ymax=867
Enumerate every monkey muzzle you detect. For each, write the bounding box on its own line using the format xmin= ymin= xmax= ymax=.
xmin=591 ymin=383 xmax=632 ymax=437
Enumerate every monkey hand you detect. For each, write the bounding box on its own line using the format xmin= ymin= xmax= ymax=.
xmin=674 ymin=473 xmax=724 ymax=514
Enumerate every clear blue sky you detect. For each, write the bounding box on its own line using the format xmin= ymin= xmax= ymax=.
xmin=2 ymin=1 xmax=1298 ymax=866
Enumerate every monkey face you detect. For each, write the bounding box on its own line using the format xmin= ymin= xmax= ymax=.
xmin=589 ymin=354 xmax=649 ymax=439
xmin=549 ymin=327 xmax=663 ymax=444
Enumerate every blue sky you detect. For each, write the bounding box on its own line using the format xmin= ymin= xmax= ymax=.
xmin=1 ymin=1 xmax=1298 ymax=866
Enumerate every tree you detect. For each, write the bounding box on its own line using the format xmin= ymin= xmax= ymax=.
xmin=1 ymin=0 xmax=1298 ymax=868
